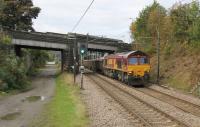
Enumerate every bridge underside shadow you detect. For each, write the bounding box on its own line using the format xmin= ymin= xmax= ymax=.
xmin=14 ymin=45 xmax=69 ymax=72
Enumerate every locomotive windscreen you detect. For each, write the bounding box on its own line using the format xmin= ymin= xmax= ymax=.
xmin=139 ymin=57 xmax=148 ymax=64
xmin=128 ymin=57 xmax=138 ymax=65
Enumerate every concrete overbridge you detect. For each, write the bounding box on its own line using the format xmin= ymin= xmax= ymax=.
xmin=8 ymin=31 xmax=131 ymax=71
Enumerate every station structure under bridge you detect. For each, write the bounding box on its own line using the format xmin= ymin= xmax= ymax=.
xmin=8 ymin=31 xmax=131 ymax=71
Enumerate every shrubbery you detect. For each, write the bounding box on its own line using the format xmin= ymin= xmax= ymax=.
xmin=27 ymin=49 xmax=52 ymax=76
xmin=0 ymin=34 xmax=29 ymax=91
xmin=0 ymin=54 xmax=29 ymax=90
xmin=30 ymin=50 xmax=50 ymax=68
xmin=0 ymin=34 xmax=54 ymax=91
xmin=0 ymin=0 xmax=46 ymax=92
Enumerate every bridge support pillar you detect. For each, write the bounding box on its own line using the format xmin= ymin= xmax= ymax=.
xmin=61 ymin=48 xmax=74 ymax=72
xmin=14 ymin=45 xmax=22 ymax=57
xmin=61 ymin=50 xmax=67 ymax=72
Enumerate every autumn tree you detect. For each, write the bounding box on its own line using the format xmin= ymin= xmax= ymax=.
xmin=187 ymin=1 xmax=200 ymax=43
xmin=130 ymin=1 xmax=166 ymax=52
xmin=170 ymin=0 xmax=200 ymax=43
xmin=147 ymin=7 xmax=166 ymax=46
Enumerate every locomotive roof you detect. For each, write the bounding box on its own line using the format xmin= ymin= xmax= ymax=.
xmin=105 ymin=50 xmax=148 ymax=59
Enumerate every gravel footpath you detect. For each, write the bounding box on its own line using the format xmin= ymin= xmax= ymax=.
xmin=98 ymin=74 xmax=200 ymax=127
xmin=150 ymin=85 xmax=200 ymax=106
xmin=0 ymin=65 xmax=56 ymax=127
xmin=77 ymin=74 xmax=143 ymax=127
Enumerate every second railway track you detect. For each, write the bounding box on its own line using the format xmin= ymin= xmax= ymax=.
xmin=136 ymin=87 xmax=200 ymax=118
xmin=93 ymin=70 xmax=200 ymax=118
xmin=86 ymin=73 xmax=189 ymax=127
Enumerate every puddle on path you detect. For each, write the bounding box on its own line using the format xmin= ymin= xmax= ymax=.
xmin=1 ymin=112 xmax=21 ymax=120
xmin=22 ymin=96 xmax=45 ymax=103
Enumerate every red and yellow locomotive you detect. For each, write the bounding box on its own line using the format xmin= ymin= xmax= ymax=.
xmin=103 ymin=51 xmax=150 ymax=85
xmin=83 ymin=50 xmax=150 ymax=85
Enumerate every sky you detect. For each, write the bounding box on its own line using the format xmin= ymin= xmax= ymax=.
xmin=32 ymin=0 xmax=192 ymax=43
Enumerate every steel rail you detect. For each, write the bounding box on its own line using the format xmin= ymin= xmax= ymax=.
xmin=94 ymin=74 xmax=189 ymax=127
xmin=86 ymin=74 xmax=153 ymax=127
xmin=136 ymin=87 xmax=200 ymax=117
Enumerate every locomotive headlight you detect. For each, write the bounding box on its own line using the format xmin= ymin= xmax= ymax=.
xmin=128 ymin=71 xmax=133 ymax=75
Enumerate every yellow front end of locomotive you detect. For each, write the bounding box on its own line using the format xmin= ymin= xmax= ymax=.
xmin=127 ymin=64 xmax=150 ymax=77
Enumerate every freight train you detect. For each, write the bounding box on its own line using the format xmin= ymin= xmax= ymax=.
xmin=83 ymin=50 xmax=150 ymax=85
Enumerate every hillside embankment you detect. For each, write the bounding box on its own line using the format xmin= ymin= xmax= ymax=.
xmin=150 ymin=44 xmax=200 ymax=96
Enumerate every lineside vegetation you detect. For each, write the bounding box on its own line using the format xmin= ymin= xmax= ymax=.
xmin=0 ymin=0 xmax=52 ymax=92
xmin=131 ymin=0 xmax=200 ymax=53
xmin=0 ymin=33 xmax=29 ymax=91
xmin=130 ymin=0 xmax=200 ymax=94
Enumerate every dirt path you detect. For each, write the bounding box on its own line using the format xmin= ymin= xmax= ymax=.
xmin=0 ymin=65 xmax=57 ymax=127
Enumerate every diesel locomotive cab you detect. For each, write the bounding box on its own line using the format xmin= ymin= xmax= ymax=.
xmin=127 ymin=55 xmax=150 ymax=83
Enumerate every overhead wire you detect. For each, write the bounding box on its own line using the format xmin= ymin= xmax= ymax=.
xmin=71 ymin=0 xmax=95 ymax=32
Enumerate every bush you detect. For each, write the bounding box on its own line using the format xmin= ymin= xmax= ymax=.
xmin=1 ymin=35 xmax=11 ymax=45
xmin=30 ymin=50 xmax=50 ymax=68
xmin=0 ymin=54 xmax=29 ymax=90
xmin=0 ymin=34 xmax=29 ymax=91
xmin=0 ymin=35 xmax=52 ymax=91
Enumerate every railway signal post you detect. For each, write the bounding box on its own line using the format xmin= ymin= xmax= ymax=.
xmin=73 ymin=34 xmax=77 ymax=84
xmin=79 ymin=43 xmax=87 ymax=89
xmin=80 ymin=65 xmax=84 ymax=89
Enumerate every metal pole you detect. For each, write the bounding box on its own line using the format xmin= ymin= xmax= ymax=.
xmin=86 ymin=34 xmax=89 ymax=60
xmin=81 ymin=34 xmax=89 ymax=89
xmin=80 ymin=54 xmax=84 ymax=89
xmin=156 ymin=6 xmax=160 ymax=84
xmin=73 ymin=34 xmax=77 ymax=84
xmin=81 ymin=72 xmax=83 ymax=89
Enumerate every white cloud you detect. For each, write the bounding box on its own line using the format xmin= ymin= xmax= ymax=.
xmin=32 ymin=0 xmax=193 ymax=43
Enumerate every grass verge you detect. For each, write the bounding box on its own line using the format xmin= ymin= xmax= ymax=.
xmin=0 ymin=91 xmax=6 ymax=98
xmin=0 ymin=90 xmax=12 ymax=98
xmin=30 ymin=73 xmax=89 ymax=127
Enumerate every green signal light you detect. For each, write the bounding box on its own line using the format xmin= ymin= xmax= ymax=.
xmin=81 ymin=50 xmax=85 ymax=54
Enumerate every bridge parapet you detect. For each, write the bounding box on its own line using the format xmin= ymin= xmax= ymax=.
xmin=9 ymin=31 xmax=69 ymax=44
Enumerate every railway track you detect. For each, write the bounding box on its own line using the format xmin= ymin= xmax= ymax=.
xmin=136 ymin=87 xmax=200 ymax=118
xmin=92 ymin=70 xmax=200 ymax=118
xmin=86 ymin=73 xmax=189 ymax=127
